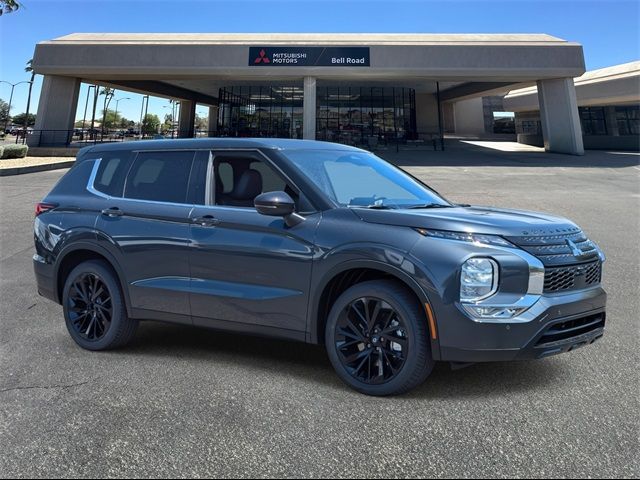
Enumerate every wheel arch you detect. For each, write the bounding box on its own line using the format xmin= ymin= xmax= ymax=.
xmin=309 ymin=260 xmax=438 ymax=355
xmin=54 ymin=242 xmax=131 ymax=315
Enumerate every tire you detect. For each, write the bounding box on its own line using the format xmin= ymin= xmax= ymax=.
xmin=62 ymin=259 xmax=137 ymax=351
xmin=325 ymin=279 xmax=434 ymax=396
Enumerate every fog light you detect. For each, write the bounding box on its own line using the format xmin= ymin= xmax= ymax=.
xmin=462 ymin=305 xmax=528 ymax=319
xmin=460 ymin=258 xmax=498 ymax=302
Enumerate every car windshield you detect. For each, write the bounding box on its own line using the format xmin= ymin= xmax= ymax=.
xmin=283 ymin=149 xmax=451 ymax=209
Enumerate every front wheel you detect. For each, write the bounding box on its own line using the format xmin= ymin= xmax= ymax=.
xmin=325 ymin=280 xmax=434 ymax=396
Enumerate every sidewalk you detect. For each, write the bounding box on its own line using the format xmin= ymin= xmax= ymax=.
xmin=0 ymin=156 xmax=75 ymax=176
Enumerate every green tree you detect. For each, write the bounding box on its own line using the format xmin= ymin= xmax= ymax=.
xmin=195 ymin=113 xmax=208 ymax=131
xmin=0 ymin=0 xmax=20 ymax=15
xmin=0 ymin=99 xmax=9 ymax=126
xmin=99 ymin=87 xmax=115 ymax=133
xmin=10 ymin=112 xmax=36 ymax=127
xmin=23 ymin=59 xmax=36 ymax=130
xmin=100 ymin=109 xmax=123 ymax=130
xmin=142 ymin=113 xmax=160 ymax=135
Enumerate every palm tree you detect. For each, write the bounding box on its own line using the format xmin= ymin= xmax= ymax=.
xmin=0 ymin=1 xmax=20 ymax=16
xmin=99 ymin=87 xmax=115 ymax=136
xmin=23 ymin=59 xmax=35 ymax=136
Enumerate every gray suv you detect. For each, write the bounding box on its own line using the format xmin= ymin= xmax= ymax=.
xmin=33 ymin=139 xmax=606 ymax=396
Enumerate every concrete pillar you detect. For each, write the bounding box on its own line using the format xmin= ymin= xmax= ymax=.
xmin=208 ymin=106 xmax=218 ymax=136
xmin=178 ymin=100 xmax=196 ymax=138
xmin=29 ymin=75 xmax=81 ymax=147
xmin=537 ymin=78 xmax=584 ymax=155
xmin=303 ymin=77 xmax=316 ymax=140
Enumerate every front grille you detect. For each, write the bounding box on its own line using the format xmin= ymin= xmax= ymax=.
xmin=535 ymin=313 xmax=605 ymax=347
xmin=544 ymin=261 xmax=602 ymax=293
xmin=505 ymin=230 xmax=600 ymax=267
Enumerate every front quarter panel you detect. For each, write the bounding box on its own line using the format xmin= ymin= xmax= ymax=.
xmin=308 ymin=209 xmax=438 ymax=345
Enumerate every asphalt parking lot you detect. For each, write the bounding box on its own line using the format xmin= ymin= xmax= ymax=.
xmin=1 ymin=143 xmax=639 ymax=478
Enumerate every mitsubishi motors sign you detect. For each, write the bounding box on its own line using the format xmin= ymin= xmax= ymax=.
xmin=249 ymin=46 xmax=370 ymax=67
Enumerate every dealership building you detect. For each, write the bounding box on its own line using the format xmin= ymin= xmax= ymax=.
xmin=504 ymin=61 xmax=639 ymax=151
xmin=31 ymin=33 xmax=591 ymax=154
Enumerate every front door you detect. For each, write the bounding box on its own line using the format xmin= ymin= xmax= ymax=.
xmin=189 ymin=150 xmax=319 ymax=334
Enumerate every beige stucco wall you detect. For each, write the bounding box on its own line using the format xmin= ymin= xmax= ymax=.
xmin=415 ymin=93 xmax=439 ymax=134
xmin=453 ymin=97 xmax=485 ymax=135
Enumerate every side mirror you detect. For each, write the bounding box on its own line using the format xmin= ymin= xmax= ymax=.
xmin=254 ymin=191 xmax=304 ymax=227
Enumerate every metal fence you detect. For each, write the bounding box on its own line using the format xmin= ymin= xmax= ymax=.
xmin=13 ymin=129 xmax=445 ymax=152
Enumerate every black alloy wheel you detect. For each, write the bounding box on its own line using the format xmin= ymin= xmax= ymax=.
xmin=62 ymin=260 xmax=138 ymax=351
xmin=335 ymin=297 xmax=409 ymax=385
xmin=67 ymin=272 xmax=113 ymax=341
xmin=325 ymin=279 xmax=434 ymax=396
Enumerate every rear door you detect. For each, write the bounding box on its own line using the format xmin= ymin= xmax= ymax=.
xmin=188 ymin=150 xmax=320 ymax=335
xmin=95 ymin=149 xmax=200 ymax=323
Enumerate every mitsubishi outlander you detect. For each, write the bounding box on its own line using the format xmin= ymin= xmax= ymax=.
xmin=33 ymin=139 xmax=607 ymax=396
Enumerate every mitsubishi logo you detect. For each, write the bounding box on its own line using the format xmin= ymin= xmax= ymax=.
xmin=566 ymin=239 xmax=586 ymax=258
xmin=254 ymin=49 xmax=270 ymax=64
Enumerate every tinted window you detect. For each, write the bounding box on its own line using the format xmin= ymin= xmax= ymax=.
xmin=124 ymin=151 xmax=194 ymax=204
xmin=250 ymin=160 xmax=287 ymax=193
xmin=93 ymin=153 xmax=132 ymax=197
xmin=213 ymin=155 xmax=310 ymax=210
xmin=217 ymin=162 xmax=233 ymax=193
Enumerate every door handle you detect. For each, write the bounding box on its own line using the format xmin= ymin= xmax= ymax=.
xmin=191 ymin=215 xmax=219 ymax=227
xmin=101 ymin=207 xmax=124 ymax=217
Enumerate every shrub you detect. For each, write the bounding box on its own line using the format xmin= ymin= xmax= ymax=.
xmin=1 ymin=144 xmax=28 ymax=159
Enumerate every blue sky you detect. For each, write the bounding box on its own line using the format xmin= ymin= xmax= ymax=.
xmin=1 ymin=0 xmax=638 ymax=122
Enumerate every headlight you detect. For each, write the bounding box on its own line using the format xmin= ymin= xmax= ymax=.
xmin=460 ymin=257 xmax=498 ymax=302
xmin=415 ymin=228 xmax=514 ymax=248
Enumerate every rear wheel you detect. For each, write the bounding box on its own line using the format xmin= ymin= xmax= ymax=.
xmin=62 ymin=260 xmax=137 ymax=351
xmin=325 ymin=280 xmax=434 ymax=396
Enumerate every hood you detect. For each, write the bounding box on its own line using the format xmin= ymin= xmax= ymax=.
xmin=353 ymin=205 xmax=581 ymax=237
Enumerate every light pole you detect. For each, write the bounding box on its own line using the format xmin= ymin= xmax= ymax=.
xmin=139 ymin=95 xmax=149 ymax=139
xmin=113 ymin=97 xmax=130 ymax=134
xmin=81 ymin=85 xmax=96 ymax=137
xmin=0 ymin=80 xmax=32 ymax=133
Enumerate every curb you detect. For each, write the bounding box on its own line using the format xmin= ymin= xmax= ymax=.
xmin=0 ymin=161 xmax=75 ymax=176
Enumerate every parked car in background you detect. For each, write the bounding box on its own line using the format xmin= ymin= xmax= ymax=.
xmin=33 ymin=139 xmax=607 ymax=396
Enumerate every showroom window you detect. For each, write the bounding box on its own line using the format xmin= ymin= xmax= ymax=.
xmin=615 ymin=106 xmax=639 ymax=135
xmin=315 ymin=86 xmax=416 ymax=146
xmin=579 ymin=107 xmax=608 ymax=135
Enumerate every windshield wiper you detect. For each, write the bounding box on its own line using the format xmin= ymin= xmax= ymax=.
xmin=357 ymin=204 xmax=396 ymax=210
xmin=404 ymin=203 xmax=453 ymax=209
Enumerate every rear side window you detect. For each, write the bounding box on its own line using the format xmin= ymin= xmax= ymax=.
xmin=124 ymin=151 xmax=195 ymax=204
xmin=93 ymin=153 xmax=132 ymax=197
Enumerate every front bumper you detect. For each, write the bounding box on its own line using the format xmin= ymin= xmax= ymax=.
xmin=437 ymin=286 xmax=607 ymax=363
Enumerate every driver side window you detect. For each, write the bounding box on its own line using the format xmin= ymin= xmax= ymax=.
xmin=212 ymin=154 xmax=303 ymax=210
xmin=213 ymin=154 xmax=297 ymax=208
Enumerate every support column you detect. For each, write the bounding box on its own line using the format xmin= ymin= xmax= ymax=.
xmin=29 ymin=75 xmax=81 ymax=147
xmin=537 ymin=78 xmax=584 ymax=155
xmin=303 ymin=77 xmax=316 ymax=140
xmin=178 ymin=100 xmax=196 ymax=138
